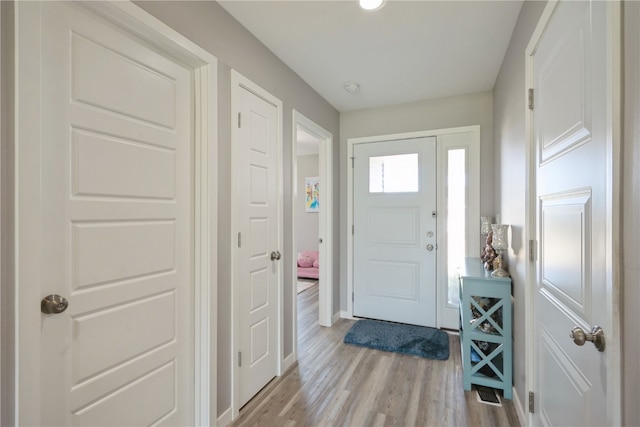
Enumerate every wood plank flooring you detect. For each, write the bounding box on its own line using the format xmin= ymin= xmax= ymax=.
xmin=230 ymin=286 xmax=521 ymax=427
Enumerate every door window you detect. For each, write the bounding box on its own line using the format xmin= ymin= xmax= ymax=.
xmin=369 ymin=153 xmax=419 ymax=193
xmin=446 ymin=148 xmax=466 ymax=306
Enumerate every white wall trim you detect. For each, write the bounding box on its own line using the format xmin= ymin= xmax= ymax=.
xmin=346 ymin=126 xmax=481 ymax=322
xmin=282 ymin=352 xmax=296 ymax=373
xmin=332 ymin=311 xmax=341 ymax=324
xmin=230 ymin=70 xmax=284 ymax=420
xmin=216 ymin=407 xmax=233 ymax=427
xmin=14 ymin=2 xmax=217 ymax=425
xmin=339 ymin=311 xmax=356 ymax=320
xmin=605 ymin=2 xmax=622 ymax=424
xmin=292 ymin=110 xmax=334 ymax=331
xmin=523 ymin=4 xmax=553 ymax=425
xmin=512 ymin=385 xmax=526 ymax=427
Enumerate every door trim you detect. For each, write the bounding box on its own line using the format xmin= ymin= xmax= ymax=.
xmin=13 ymin=2 xmax=218 ymax=425
xmin=524 ymin=1 xmax=621 ymax=424
xmin=346 ymin=126 xmax=480 ymax=326
xmin=291 ymin=110 xmax=334 ymax=332
xmin=230 ymin=70 xmax=283 ymax=418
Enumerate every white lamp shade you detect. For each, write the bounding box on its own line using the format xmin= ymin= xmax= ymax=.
xmin=491 ymin=224 xmax=509 ymax=251
xmin=481 ymin=216 xmax=493 ymax=235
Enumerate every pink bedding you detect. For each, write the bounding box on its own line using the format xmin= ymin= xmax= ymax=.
xmin=297 ymin=250 xmax=319 ymax=279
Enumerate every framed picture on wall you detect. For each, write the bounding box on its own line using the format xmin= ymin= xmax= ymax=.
xmin=305 ymin=177 xmax=319 ymax=212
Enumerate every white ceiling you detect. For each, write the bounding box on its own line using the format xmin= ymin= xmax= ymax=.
xmin=218 ymin=0 xmax=523 ymax=112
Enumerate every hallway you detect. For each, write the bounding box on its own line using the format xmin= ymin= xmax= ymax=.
xmin=231 ymin=286 xmax=520 ymax=426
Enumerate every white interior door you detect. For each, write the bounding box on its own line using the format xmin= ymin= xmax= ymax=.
xmin=531 ymin=1 xmax=614 ymax=424
xmin=353 ymin=137 xmax=437 ymax=327
xmin=232 ymin=73 xmax=281 ymax=408
xmin=17 ymin=2 xmax=194 ymax=425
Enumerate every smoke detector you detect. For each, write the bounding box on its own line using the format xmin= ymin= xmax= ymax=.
xmin=343 ymin=82 xmax=361 ymax=94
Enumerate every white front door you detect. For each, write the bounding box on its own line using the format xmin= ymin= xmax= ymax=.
xmin=232 ymin=73 xmax=282 ymax=408
xmin=17 ymin=2 xmax=195 ymax=425
xmin=353 ymin=137 xmax=437 ymax=327
xmin=531 ymin=1 xmax=616 ymax=424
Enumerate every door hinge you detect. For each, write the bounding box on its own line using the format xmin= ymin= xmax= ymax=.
xmin=528 ymin=88 xmax=534 ymax=110
xmin=351 ymin=157 xmax=354 ymax=168
xmin=352 ymin=291 xmax=354 ymax=303
xmin=528 ymin=391 xmax=535 ymax=413
xmin=238 ymin=112 xmax=242 ymax=128
xmin=529 ymin=239 xmax=537 ymax=262
xmin=352 ymin=224 xmax=354 ymax=235
xmin=238 ymin=232 xmax=242 ymax=248
xmin=238 ymin=351 xmax=242 ymax=367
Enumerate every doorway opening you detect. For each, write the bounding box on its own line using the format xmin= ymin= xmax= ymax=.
xmin=291 ymin=111 xmax=334 ymax=358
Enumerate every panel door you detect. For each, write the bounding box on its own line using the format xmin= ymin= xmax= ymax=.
xmin=19 ymin=2 xmax=194 ymax=425
xmin=532 ymin=1 xmax=610 ymax=425
xmin=234 ymin=81 xmax=280 ymax=407
xmin=353 ymin=137 xmax=437 ymax=327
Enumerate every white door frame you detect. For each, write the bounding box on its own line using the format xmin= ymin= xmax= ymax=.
xmin=346 ymin=126 xmax=480 ymax=327
xmin=524 ymin=1 xmax=622 ymax=424
xmin=291 ymin=110 xmax=334 ymax=333
xmin=14 ymin=2 xmax=217 ymax=425
xmin=230 ymin=70 xmax=283 ymax=417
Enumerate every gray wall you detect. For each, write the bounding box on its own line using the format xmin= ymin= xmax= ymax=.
xmin=0 ymin=2 xmax=15 ymax=426
xmin=296 ymin=155 xmax=319 ymax=254
xmin=339 ymin=91 xmax=494 ymax=310
xmin=133 ymin=1 xmax=340 ymax=418
xmin=622 ymin=2 xmax=640 ymax=424
xmin=492 ymin=0 xmax=546 ymax=409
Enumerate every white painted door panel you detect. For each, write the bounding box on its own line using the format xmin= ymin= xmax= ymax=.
xmin=353 ymin=138 xmax=437 ymax=327
xmin=28 ymin=3 xmax=194 ymax=425
xmin=532 ymin=1 xmax=609 ymax=425
xmin=234 ymin=81 xmax=280 ymax=407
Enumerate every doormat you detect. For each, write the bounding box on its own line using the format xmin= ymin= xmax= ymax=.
xmin=343 ymin=319 xmax=449 ymax=360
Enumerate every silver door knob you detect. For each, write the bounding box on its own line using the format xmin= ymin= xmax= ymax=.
xmin=41 ymin=294 xmax=69 ymax=314
xmin=570 ymin=325 xmax=605 ymax=352
xmin=270 ymin=251 xmax=281 ymax=261
xmin=426 ymin=244 xmax=434 ymax=251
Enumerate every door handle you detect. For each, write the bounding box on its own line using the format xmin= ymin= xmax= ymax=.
xmin=426 ymin=244 xmax=434 ymax=251
xmin=41 ymin=294 xmax=69 ymax=314
xmin=270 ymin=251 xmax=281 ymax=261
xmin=570 ymin=325 xmax=605 ymax=352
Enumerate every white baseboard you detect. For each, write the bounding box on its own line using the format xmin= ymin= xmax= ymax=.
xmin=512 ymin=386 xmax=526 ymax=427
xmin=282 ymin=352 xmax=296 ymax=373
xmin=332 ymin=311 xmax=340 ymax=324
xmin=216 ymin=407 xmax=232 ymax=427
xmin=340 ymin=310 xmax=356 ymax=320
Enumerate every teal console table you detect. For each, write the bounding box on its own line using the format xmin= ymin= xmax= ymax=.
xmin=459 ymin=258 xmax=512 ymax=399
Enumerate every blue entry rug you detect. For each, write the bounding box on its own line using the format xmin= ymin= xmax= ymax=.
xmin=344 ymin=319 xmax=449 ymax=360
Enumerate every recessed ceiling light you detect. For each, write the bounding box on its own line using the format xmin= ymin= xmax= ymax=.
xmin=344 ymin=82 xmax=360 ymax=94
xmin=359 ymin=0 xmax=385 ymax=11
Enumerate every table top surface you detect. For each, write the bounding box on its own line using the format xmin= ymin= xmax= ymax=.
xmin=459 ymin=257 xmax=511 ymax=283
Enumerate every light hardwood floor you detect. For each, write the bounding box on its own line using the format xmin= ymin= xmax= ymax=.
xmin=231 ymin=285 xmax=521 ymax=426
